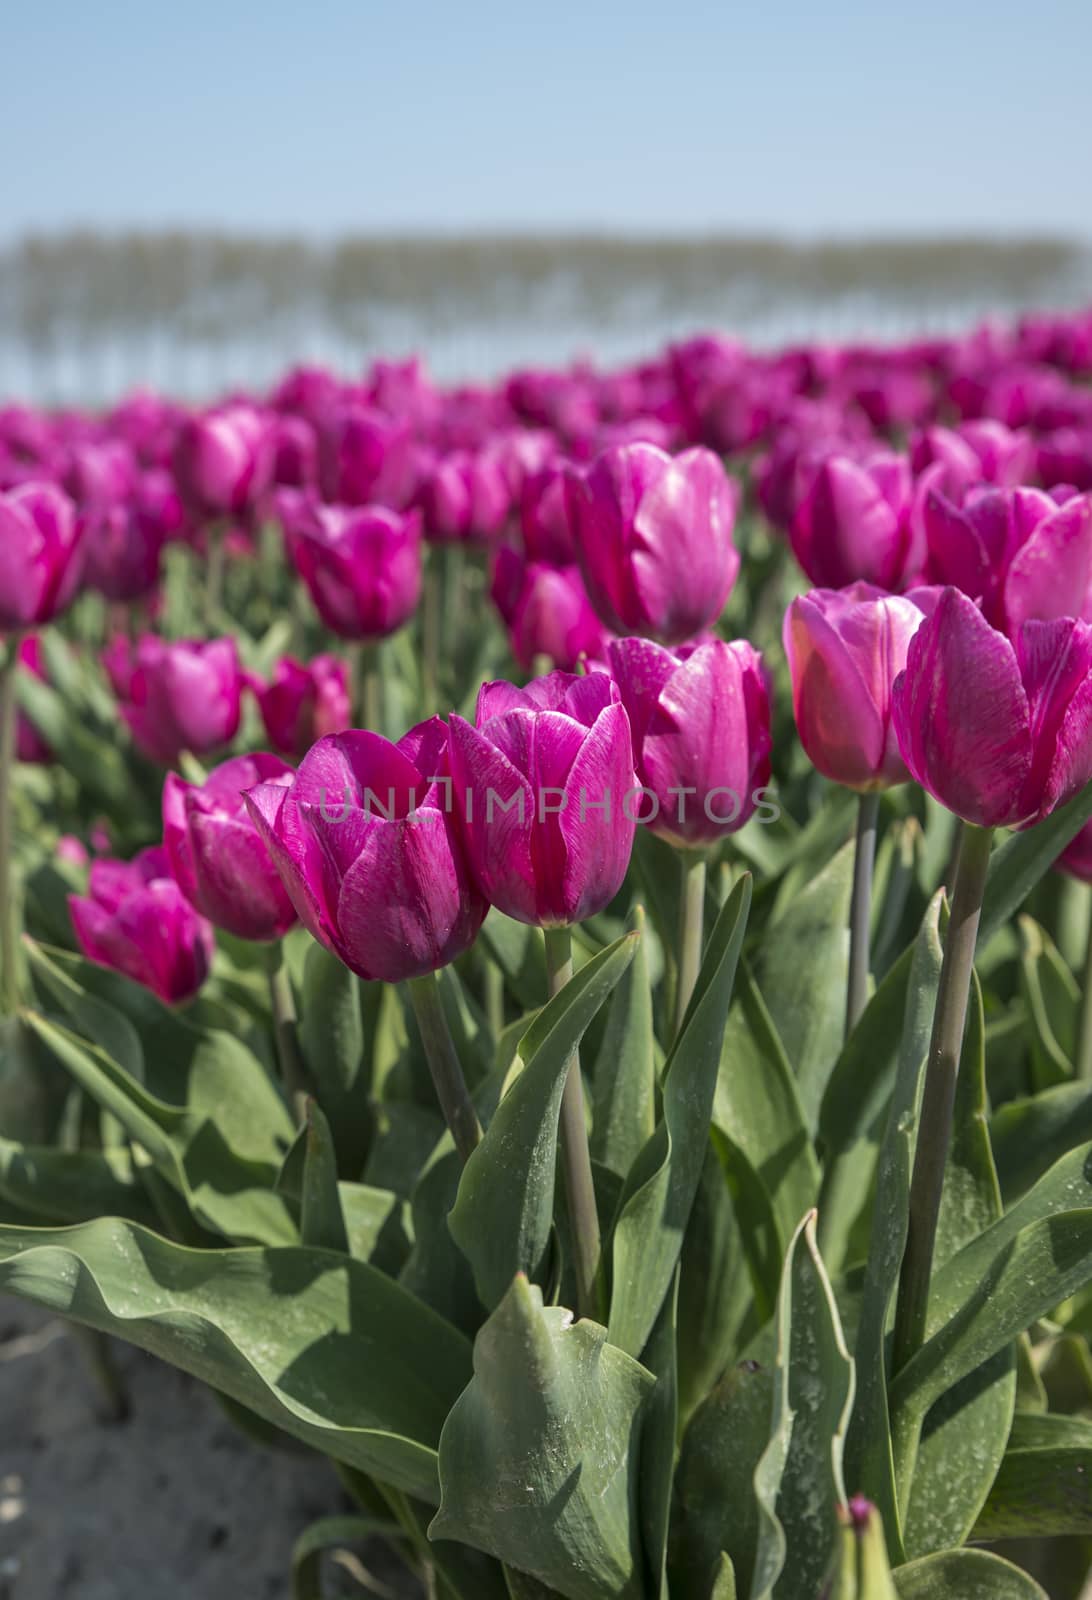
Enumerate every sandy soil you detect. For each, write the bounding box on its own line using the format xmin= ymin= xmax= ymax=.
xmin=0 ymin=1298 xmax=419 ymax=1600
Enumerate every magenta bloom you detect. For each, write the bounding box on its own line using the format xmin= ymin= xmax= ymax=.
xmin=0 ymin=482 xmax=87 ymax=631
xmin=566 ymin=443 xmax=740 ymax=645
xmin=924 ymin=485 xmax=1092 ymax=631
xmin=119 ymin=636 xmax=243 ymax=765
xmin=790 ymin=449 xmax=921 ymax=591
xmin=84 ymin=475 xmax=174 ymax=603
xmin=608 ymin=635 xmax=772 ymax=847
xmin=290 ymin=502 xmax=423 ymax=640
xmin=69 ymin=846 xmax=214 ymax=1006
xmin=163 ymin=753 xmax=298 ymax=942
xmin=520 ymin=463 xmax=576 ymax=565
xmin=319 ymin=403 xmax=415 ymax=508
xmin=15 ymin=635 xmax=51 ymax=764
xmin=173 ymin=404 xmax=273 ymax=520
xmin=269 ymin=414 xmax=319 ymax=490
xmin=909 ymin=420 xmax=1033 ymax=495
xmin=252 ymin=654 xmax=351 ymax=760
xmin=490 ymin=549 xmax=610 ymax=671
xmin=244 ymin=720 xmax=487 ymax=983
xmin=783 ymin=584 xmax=934 ymax=791
xmin=418 ymin=449 xmax=511 ymax=544
xmin=892 ymin=587 xmax=1092 ymax=828
xmin=448 ymin=670 xmax=637 ymax=927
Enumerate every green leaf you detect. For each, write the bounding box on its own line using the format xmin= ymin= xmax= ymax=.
xmin=991 ymin=1081 xmax=1092 ymax=1204
xmin=0 ymin=1216 xmax=472 ymax=1501
xmin=892 ymin=1549 xmax=1048 ymax=1599
xmin=971 ymin=1411 xmax=1092 ymax=1538
xmin=1017 ymin=916 xmax=1079 ymax=1088
xmin=639 ymin=1269 xmax=678 ymax=1600
xmin=978 ymin=775 xmax=1092 ymax=947
xmin=713 ymin=962 xmax=819 ymax=1251
xmin=902 ymin=975 xmax=1016 ymax=1557
xmin=447 ymin=927 xmax=640 ymax=1310
xmin=752 ymin=840 xmax=853 ymax=1131
xmin=431 ymin=1275 xmax=655 ymax=1600
xmin=479 ymin=910 xmax=548 ymax=1013
xmin=298 ymin=943 xmax=368 ymax=1177
xmin=291 ymin=1515 xmax=408 ymax=1600
xmin=750 ymin=1212 xmax=855 ymax=1600
xmin=668 ymin=1358 xmax=773 ymax=1600
xmin=608 ymin=876 xmax=752 ymax=1358
xmin=591 ymin=905 xmax=656 ymax=1180
xmin=844 ymin=894 xmax=945 ymax=1559
xmin=0 ymin=1137 xmax=157 ymax=1226
xmin=675 ymin=1145 xmax=757 ymax=1422
xmin=301 ymin=1101 xmax=351 ymax=1254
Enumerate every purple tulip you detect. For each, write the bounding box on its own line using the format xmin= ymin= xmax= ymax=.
xmin=784 ymin=584 xmax=934 ymax=791
xmin=69 ymin=846 xmax=215 ymax=1005
xmin=519 ymin=462 xmax=576 ymax=565
xmin=15 ymin=635 xmax=51 ymax=764
xmin=608 ymin=635 xmax=772 ymax=846
xmin=251 ymin=654 xmax=352 ymax=760
xmin=173 ymin=404 xmax=273 ymax=520
xmin=0 ymin=482 xmax=87 ymax=631
xmin=789 ymin=449 xmax=922 ymax=591
xmin=244 ymin=719 xmax=487 ymax=982
xmin=119 ymin=635 xmax=243 ymax=765
xmin=892 ymin=586 xmax=1092 ymax=828
xmin=163 ymin=753 xmax=298 ymax=942
xmin=289 ymin=501 xmax=423 ymax=640
xmin=269 ymin=414 xmax=319 ymax=490
xmin=910 ymin=420 xmax=1033 ymax=494
xmin=566 ymin=443 xmax=740 ymax=645
xmin=418 ymin=449 xmax=511 ymax=545
xmin=319 ymin=403 xmax=415 ymax=508
xmin=490 ymin=548 xmax=610 ymax=671
xmin=448 ymin=670 xmax=637 ymax=926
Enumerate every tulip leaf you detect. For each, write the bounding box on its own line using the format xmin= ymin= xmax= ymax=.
xmin=448 ymin=927 xmax=640 ymax=1310
xmin=971 ymin=1411 xmax=1092 ymax=1539
xmin=891 ymin=1549 xmax=1048 ymax=1599
xmin=978 ymin=774 xmax=1092 ymax=946
xmin=991 ymin=1082 xmax=1092 ymax=1204
xmin=0 ymin=1215 xmax=472 ymax=1501
xmin=713 ymin=961 xmax=819 ymax=1250
xmin=668 ymin=1358 xmax=773 ymax=1600
xmin=430 ymin=1275 xmax=654 ymax=1600
xmin=750 ymin=1211 xmax=855 ymax=1600
xmin=1017 ymin=916 xmax=1079 ymax=1088
xmin=298 ymin=942 xmax=369 ymax=1177
xmin=639 ymin=1269 xmax=678 ymax=1600
xmin=752 ymin=840 xmax=852 ymax=1132
xmin=608 ymin=875 xmax=752 ymax=1359
xmin=844 ymin=892 xmax=945 ymax=1561
xmin=291 ymin=1515 xmax=409 ymax=1600
xmin=902 ymin=975 xmax=1016 ymax=1558
xmin=300 ymin=1101 xmax=351 ymax=1255
xmin=591 ymin=904 xmax=656 ymax=1180
xmin=675 ymin=1145 xmax=759 ymax=1422
xmin=0 ymin=1137 xmax=157 ymax=1227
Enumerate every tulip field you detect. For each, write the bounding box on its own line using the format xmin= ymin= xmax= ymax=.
xmin=4 ymin=310 xmax=1092 ymax=1599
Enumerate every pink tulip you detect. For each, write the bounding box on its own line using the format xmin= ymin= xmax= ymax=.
xmin=69 ymin=846 xmax=215 ymax=1005
xmin=418 ymin=449 xmax=511 ymax=544
xmin=15 ymin=635 xmax=51 ymax=764
xmin=0 ymin=482 xmax=86 ymax=631
xmin=892 ymin=587 xmax=1092 ymax=828
xmin=448 ymin=670 xmax=637 ymax=926
xmin=163 ymin=753 xmax=298 ymax=941
xmin=119 ymin=636 xmax=243 ymax=764
xmin=173 ymin=404 xmax=273 ymax=520
xmin=251 ymin=654 xmax=351 ymax=760
xmin=244 ymin=719 xmax=486 ymax=982
xmin=490 ymin=549 xmax=610 ymax=671
xmin=289 ymin=502 xmax=423 ymax=640
xmin=789 ymin=449 xmax=922 ymax=591
xmin=609 ymin=635 xmax=772 ymax=846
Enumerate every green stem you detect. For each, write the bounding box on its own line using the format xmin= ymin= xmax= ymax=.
xmin=205 ymin=520 xmax=226 ymax=626
xmin=406 ymin=971 xmax=482 ymax=1164
xmin=1077 ymin=886 xmax=1092 ymax=1083
xmin=266 ymin=945 xmax=309 ymax=1118
xmin=543 ymin=925 xmax=601 ymax=1320
xmin=846 ymin=790 xmax=880 ymax=1037
xmin=354 ymin=641 xmax=382 ymax=733
xmin=0 ymin=633 xmax=24 ymax=1015
xmin=484 ymin=960 xmax=505 ymax=1041
xmin=892 ymin=821 xmax=994 ymax=1375
xmin=675 ymin=852 xmax=707 ymax=1040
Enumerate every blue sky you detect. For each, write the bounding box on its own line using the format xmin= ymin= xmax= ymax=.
xmin=3 ymin=0 xmax=1090 ymax=239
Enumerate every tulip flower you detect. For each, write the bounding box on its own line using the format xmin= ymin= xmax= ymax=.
xmin=909 ymin=420 xmax=1033 ymax=494
xmin=490 ymin=549 xmax=610 ymax=672
xmin=68 ymin=846 xmax=214 ymax=1006
xmin=418 ymin=449 xmax=510 ymax=545
xmin=318 ymin=403 xmax=415 ymax=508
xmin=119 ymin=636 xmax=243 ymax=765
xmin=173 ymin=404 xmax=273 ymax=520
xmin=251 ymin=654 xmax=351 ymax=760
xmin=0 ymin=482 xmax=86 ymax=632
xmin=789 ymin=449 xmax=922 ymax=592
xmin=892 ymin=587 xmax=1092 ymax=830
xmin=163 ymin=753 xmax=298 ymax=942
xmin=15 ymin=636 xmax=51 ymax=764
xmin=519 ymin=462 xmax=576 ymax=565
xmin=289 ymin=502 xmax=423 ymax=642
xmin=565 ymin=443 xmax=740 ymax=644
xmin=84 ymin=492 xmax=169 ymax=604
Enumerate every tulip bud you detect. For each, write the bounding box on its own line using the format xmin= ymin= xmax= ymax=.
xmin=892 ymin=586 xmax=1092 ymax=828
xmin=119 ymin=635 xmax=243 ymax=765
xmin=318 ymin=402 xmax=415 ymax=508
xmin=69 ymin=846 xmax=214 ymax=1005
xmin=608 ymin=635 xmax=772 ymax=846
xmin=290 ymin=502 xmax=423 ymax=640
xmin=789 ymin=449 xmax=922 ymax=592
xmin=783 ymin=584 xmax=934 ymax=791
xmin=251 ymin=654 xmax=351 ymax=760
xmin=0 ymin=482 xmax=87 ymax=631
xmin=244 ymin=719 xmax=486 ymax=982
xmin=418 ymin=450 xmax=511 ymax=544
xmin=448 ymin=670 xmax=637 ymax=926
xmin=490 ymin=548 xmax=610 ymax=671
xmin=163 ymin=754 xmax=298 ymax=941
xmin=566 ymin=443 xmax=740 ymax=645
xmin=173 ymin=404 xmax=273 ymax=520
